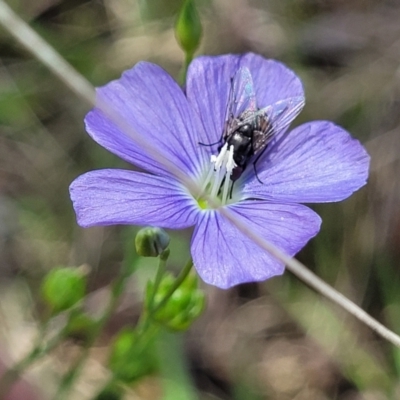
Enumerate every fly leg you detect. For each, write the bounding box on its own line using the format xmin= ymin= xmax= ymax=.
xmin=252 ymin=150 xmax=266 ymax=184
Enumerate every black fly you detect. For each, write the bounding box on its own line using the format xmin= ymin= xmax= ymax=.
xmin=220 ymin=67 xmax=305 ymax=183
xmin=200 ymin=66 xmax=305 ymax=185
xmin=222 ymin=108 xmax=272 ymax=182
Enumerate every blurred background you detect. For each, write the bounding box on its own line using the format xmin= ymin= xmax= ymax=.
xmin=1 ymin=0 xmax=400 ymax=399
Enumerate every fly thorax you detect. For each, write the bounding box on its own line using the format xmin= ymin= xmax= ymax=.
xmin=230 ymin=133 xmax=252 ymax=164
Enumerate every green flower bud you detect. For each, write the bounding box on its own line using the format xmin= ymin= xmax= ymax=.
xmin=147 ymin=272 xmax=206 ymax=331
xmin=109 ymin=328 xmax=157 ymax=383
xmin=135 ymin=227 xmax=170 ymax=257
xmin=41 ymin=267 xmax=86 ymax=313
xmin=175 ymin=0 xmax=202 ymax=56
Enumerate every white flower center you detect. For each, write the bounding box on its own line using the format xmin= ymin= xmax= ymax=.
xmin=197 ymin=143 xmax=238 ymax=208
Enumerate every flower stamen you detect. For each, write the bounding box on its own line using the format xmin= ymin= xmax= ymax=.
xmin=197 ymin=143 xmax=237 ymax=208
xmin=221 ymin=145 xmax=236 ymax=204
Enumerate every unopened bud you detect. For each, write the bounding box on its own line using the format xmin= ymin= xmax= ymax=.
xmin=135 ymin=227 xmax=170 ymax=257
xmin=175 ymin=0 xmax=202 ymax=56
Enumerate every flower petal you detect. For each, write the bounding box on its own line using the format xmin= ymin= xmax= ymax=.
xmin=69 ymin=169 xmax=199 ymax=228
xmin=191 ymin=201 xmax=321 ymax=289
xmin=186 ymin=53 xmax=304 ymax=145
xmin=85 ymin=62 xmax=208 ymax=179
xmin=242 ymin=121 xmax=370 ymax=203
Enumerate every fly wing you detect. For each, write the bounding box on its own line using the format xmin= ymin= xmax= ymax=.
xmin=223 ymin=67 xmax=257 ymax=140
xmin=251 ymin=118 xmax=274 ymax=155
xmin=231 ymin=67 xmax=257 ymax=116
xmin=259 ymin=96 xmax=305 ymax=136
xmin=241 ymin=96 xmax=305 ymax=155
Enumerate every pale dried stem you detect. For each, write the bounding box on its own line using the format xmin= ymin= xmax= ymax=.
xmin=1 ymin=0 xmax=399 ymax=348
xmin=0 ymin=0 xmax=190 ymax=186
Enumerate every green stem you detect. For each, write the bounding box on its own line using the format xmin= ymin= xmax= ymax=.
xmin=179 ymin=51 xmax=194 ymax=86
xmin=136 ymin=256 xmax=193 ymax=335
xmin=148 ymin=248 xmax=170 ymax=311
xmin=136 ymin=249 xmax=171 ymax=334
xmin=153 ymin=257 xmax=193 ymax=314
xmin=89 ymin=256 xmax=194 ymax=399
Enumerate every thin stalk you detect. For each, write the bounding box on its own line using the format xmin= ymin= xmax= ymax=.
xmin=137 ymin=256 xmax=193 ymax=334
xmin=179 ymin=51 xmax=194 ymax=86
xmin=148 ymin=249 xmax=170 ymax=311
xmin=152 ymin=257 xmax=193 ymax=314
xmin=0 ymin=1 xmax=94 ymax=104
xmin=219 ymin=207 xmax=400 ymax=348
xmin=0 ymin=0 xmax=191 ymax=187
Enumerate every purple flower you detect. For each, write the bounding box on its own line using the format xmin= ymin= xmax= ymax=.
xmin=69 ymin=53 xmax=370 ymax=289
